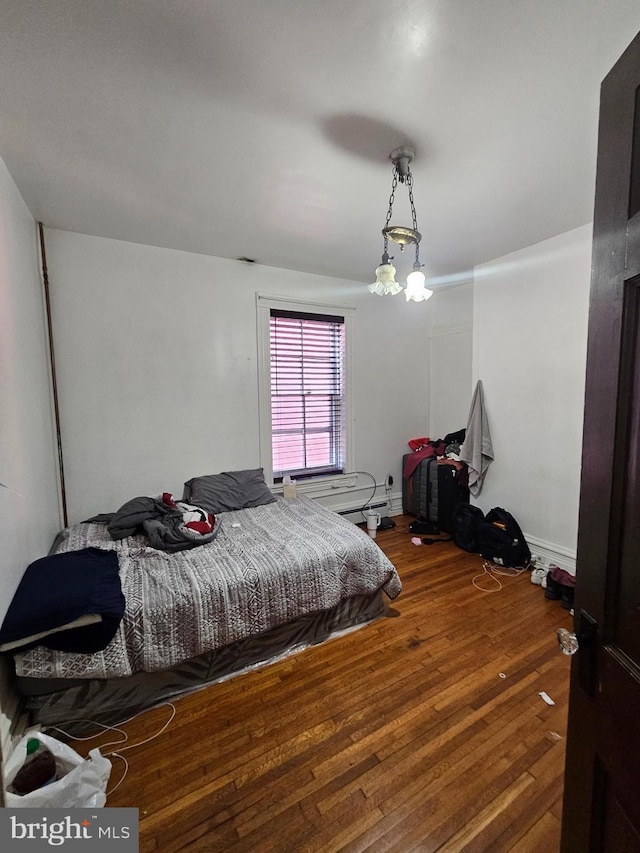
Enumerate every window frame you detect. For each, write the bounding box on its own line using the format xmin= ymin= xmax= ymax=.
xmin=256 ymin=293 xmax=354 ymax=487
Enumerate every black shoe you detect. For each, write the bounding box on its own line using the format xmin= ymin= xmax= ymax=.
xmin=561 ymin=586 xmax=575 ymax=610
xmin=409 ymin=521 xmax=439 ymax=535
xmin=544 ymin=575 xmax=562 ymax=601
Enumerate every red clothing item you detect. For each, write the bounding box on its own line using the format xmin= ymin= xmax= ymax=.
xmin=549 ymin=566 xmax=576 ymax=587
xmin=185 ymin=517 xmax=215 ymax=535
xmin=404 ymin=441 xmax=448 ymax=478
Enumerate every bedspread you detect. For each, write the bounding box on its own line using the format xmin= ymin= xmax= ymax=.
xmin=14 ymin=496 xmax=401 ymax=680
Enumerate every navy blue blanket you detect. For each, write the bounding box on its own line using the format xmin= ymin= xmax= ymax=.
xmin=0 ymin=548 xmax=124 ymax=654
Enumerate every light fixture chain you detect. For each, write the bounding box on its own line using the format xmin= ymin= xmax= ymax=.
xmin=384 ymin=171 xmax=398 ymax=230
xmin=406 ymin=169 xmax=418 ymax=233
xmin=405 ymin=168 xmax=422 ymax=266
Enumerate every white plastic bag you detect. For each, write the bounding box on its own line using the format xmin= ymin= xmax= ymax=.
xmin=5 ymin=731 xmax=111 ymax=808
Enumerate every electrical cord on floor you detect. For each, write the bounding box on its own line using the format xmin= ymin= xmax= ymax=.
xmin=49 ymin=702 xmax=177 ymax=796
xmin=472 ymin=560 xmax=531 ymax=592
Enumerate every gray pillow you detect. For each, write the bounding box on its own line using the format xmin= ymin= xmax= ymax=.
xmin=182 ymin=468 xmax=276 ymax=513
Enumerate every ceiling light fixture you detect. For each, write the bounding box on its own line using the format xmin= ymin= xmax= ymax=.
xmin=369 ymin=146 xmax=433 ymax=302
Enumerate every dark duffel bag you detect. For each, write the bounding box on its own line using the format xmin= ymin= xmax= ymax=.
xmin=477 ymin=507 xmax=531 ymax=567
xmin=452 ymin=504 xmax=485 ymax=552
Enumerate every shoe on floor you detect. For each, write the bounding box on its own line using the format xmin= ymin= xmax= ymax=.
xmin=530 ymin=566 xmax=549 ymax=585
xmin=561 ymin=586 xmax=575 ymax=610
xmin=544 ymin=575 xmax=563 ymax=600
xmin=409 ymin=520 xmax=439 ymax=535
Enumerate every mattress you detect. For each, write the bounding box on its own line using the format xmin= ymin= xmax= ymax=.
xmin=14 ymin=495 xmax=401 ymax=682
xmin=18 ymin=590 xmax=386 ymax=733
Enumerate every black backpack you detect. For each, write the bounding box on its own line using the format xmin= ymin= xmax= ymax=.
xmin=477 ymin=507 xmax=531 ymax=567
xmin=452 ymin=504 xmax=485 ymax=552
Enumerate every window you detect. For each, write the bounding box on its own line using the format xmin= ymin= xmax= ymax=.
xmin=257 ymin=295 xmax=353 ymax=484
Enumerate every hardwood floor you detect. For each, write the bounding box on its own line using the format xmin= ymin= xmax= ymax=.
xmin=73 ymin=516 xmax=573 ymax=851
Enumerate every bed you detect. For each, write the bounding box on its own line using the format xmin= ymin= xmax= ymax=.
xmin=8 ymin=487 xmax=401 ymax=732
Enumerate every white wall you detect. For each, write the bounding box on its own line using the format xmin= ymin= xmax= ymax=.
xmin=0 ymin=161 xmax=61 ymax=617
xmin=0 ymin=156 xmax=61 ymax=787
xmin=472 ymin=224 xmax=592 ymax=572
xmin=44 ymin=229 xmax=443 ymax=521
xmin=428 ymin=282 xmax=473 ymax=438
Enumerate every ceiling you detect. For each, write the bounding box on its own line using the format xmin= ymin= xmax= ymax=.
xmin=1 ymin=1 xmax=639 ymax=288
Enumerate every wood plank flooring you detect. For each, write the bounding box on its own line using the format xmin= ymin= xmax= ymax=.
xmin=71 ymin=516 xmax=573 ymax=851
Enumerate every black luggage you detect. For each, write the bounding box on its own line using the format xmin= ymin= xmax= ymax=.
xmin=452 ymin=504 xmax=485 ymax=552
xmin=402 ymin=455 xmax=469 ymax=534
xmin=402 ymin=453 xmax=429 ymax=519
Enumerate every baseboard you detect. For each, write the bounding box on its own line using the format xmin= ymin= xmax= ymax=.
xmin=524 ymin=533 xmax=576 ymax=576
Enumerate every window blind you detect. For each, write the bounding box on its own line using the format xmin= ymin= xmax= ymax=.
xmin=269 ymin=309 xmax=345 ymax=481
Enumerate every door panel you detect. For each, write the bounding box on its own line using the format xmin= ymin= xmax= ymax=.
xmin=599 ymin=761 xmax=640 ymax=851
xmin=614 ymin=276 xmax=640 ymax=663
xmin=629 ymin=87 xmax=640 ymax=218
xmin=561 ymin=30 xmax=640 ymax=853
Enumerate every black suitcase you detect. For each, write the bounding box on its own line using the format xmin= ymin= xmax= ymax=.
xmin=402 ymin=453 xmax=429 ymax=518
xmin=402 ymin=455 xmax=469 ymax=534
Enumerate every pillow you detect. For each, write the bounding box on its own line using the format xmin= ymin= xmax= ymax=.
xmin=0 ymin=548 xmax=124 ymax=655
xmin=182 ymin=468 xmax=276 ymax=513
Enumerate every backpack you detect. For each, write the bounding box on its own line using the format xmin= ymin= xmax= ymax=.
xmin=452 ymin=504 xmax=485 ymax=552
xmin=477 ymin=507 xmax=531 ymax=567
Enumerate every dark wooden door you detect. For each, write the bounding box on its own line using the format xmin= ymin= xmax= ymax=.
xmin=561 ymin=30 xmax=640 ymax=853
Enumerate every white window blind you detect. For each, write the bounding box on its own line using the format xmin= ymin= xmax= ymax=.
xmin=269 ymin=308 xmax=345 ymax=481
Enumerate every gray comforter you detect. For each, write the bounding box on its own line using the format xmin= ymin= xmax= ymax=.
xmin=14 ymin=496 xmax=401 ymax=680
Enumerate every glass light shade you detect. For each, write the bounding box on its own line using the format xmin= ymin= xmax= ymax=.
xmin=368 ymin=261 xmax=402 ymax=296
xmin=405 ymin=268 xmax=433 ymax=303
